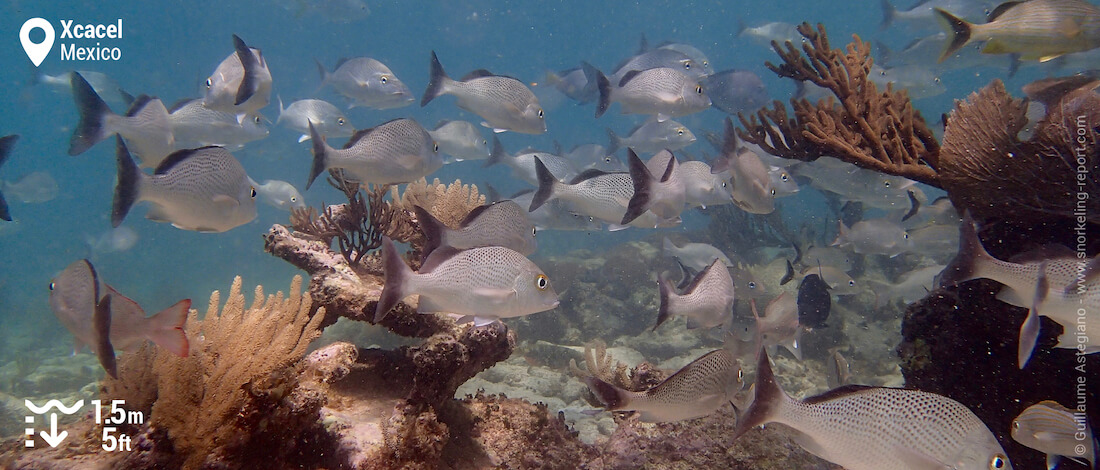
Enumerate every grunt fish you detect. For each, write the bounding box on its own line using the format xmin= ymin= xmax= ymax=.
xmin=168 ymin=98 xmax=268 ymax=150
xmin=833 ymin=218 xmax=912 ymax=257
xmin=750 ymin=294 xmax=803 ymax=360
xmin=69 ymin=73 xmax=174 ymax=166
xmin=594 ymin=67 xmax=711 ymax=120
xmin=430 ymin=120 xmax=490 ymax=162
xmin=306 ymin=118 xmax=442 ymax=188
xmin=202 ymin=35 xmax=272 ymax=117
xmin=936 ymin=0 xmax=1100 ymax=62
xmin=252 ymin=179 xmax=306 ymax=211
xmin=414 ymin=200 xmax=537 ymax=257
xmin=276 ymin=97 xmax=351 ymax=143
xmin=654 ymin=258 xmax=735 ymax=330
xmin=1011 ymin=400 xmax=1097 ymax=470
xmin=317 ymin=57 xmax=414 ymax=110
xmin=607 ymin=117 xmax=696 ymax=154
xmin=422 ymin=51 xmax=545 ymax=134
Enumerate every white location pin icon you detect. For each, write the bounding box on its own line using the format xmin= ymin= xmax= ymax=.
xmin=20 ymin=18 xmax=55 ymax=67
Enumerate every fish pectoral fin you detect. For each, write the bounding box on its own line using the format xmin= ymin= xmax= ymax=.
xmin=892 ymin=445 xmax=951 ymax=469
xmin=473 ymin=287 xmax=517 ymax=306
xmin=980 ymin=41 xmax=1008 ymax=55
xmin=298 ymin=134 xmax=311 ymax=143
xmin=212 ymin=194 xmax=240 ymax=208
xmin=396 ymin=154 xmax=425 ymax=170
xmin=1038 ymin=54 xmax=1066 ymax=63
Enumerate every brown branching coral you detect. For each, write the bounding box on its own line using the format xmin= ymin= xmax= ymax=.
xmin=938 ymin=78 xmax=1100 ymax=223
xmin=737 ymin=22 xmax=941 ymax=187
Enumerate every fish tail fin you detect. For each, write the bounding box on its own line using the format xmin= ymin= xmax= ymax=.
xmin=231 ymin=34 xmax=259 ymax=105
xmin=732 ymin=351 xmax=786 ymax=440
xmin=594 ymin=67 xmax=611 ymax=118
xmin=276 ymin=94 xmax=285 ymax=125
xmin=879 ymin=0 xmax=896 ymax=30
xmin=606 ymin=128 xmax=621 ymax=154
xmin=375 ymin=237 xmax=413 ymax=323
xmin=413 ymin=205 xmax=445 ymax=258
xmin=866 ymin=280 xmax=889 ymax=308
xmin=93 ymin=294 xmax=118 ymax=379
xmin=305 ymin=121 xmax=330 ymax=190
xmin=934 ymin=8 xmax=972 ymax=63
xmin=0 ymin=135 xmax=19 ymax=221
xmin=831 ymin=220 xmax=848 ymax=247
xmin=584 ymin=376 xmax=630 ymax=411
xmin=421 ymin=50 xmax=450 ymax=107
xmin=484 ymin=136 xmax=506 ymax=168
xmin=939 ymin=213 xmax=993 ymax=287
xmin=750 ymin=299 xmax=766 ymax=360
xmin=69 ymin=72 xmax=114 ymax=156
xmin=622 ymin=149 xmax=659 ymax=225
xmin=314 ymin=57 xmax=329 ymax=87
xmin=654 ymin=272 xmax=676 ymax=330
xmin=1018 ymin=261 xmax=1048 ymax=369
xmin=146 ymin=299 xmax=192 ymax=357
xmin=111 ymin=137 xmax=141 ymax=228
xmin=530 ymin=156 xmax=559 ymax=212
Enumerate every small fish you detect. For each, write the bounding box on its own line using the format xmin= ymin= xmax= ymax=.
xmin=544 ymin=66 xmax=600 ymax=103
xmin=833 ymin=218 xmax=913 ymax=257
xmin=738 ymin=21 xmax=801 ymax=45
xmin=595 ymin=67 xmax=711 ymax=120
xmin=85 ymin=226 xmax=139 ymax=256
xmin=49 ymin=259 xmax=191 ymax=377
xmin=797 ymin=270 xmax=832 ymax=329
xmin=868 ymin=63 xmax=946 ymax=99
xmin=936 ymin=0 xmax=1100 ymax=62
xmin=306 ymin=118 xmax=442 ymax=188
xmin=895 ymin=196 xmax=959 ymax=230
xmin=623 ymin=149 xmax=686 ymax=224
xmin=35 ymin=70 xmax=133 ymax=106
xmin=940 ymin=215 xmax=1100 ymax=366
xmin=750 ymin=294 xmax=802 ymax=360
xmin=3 ymin=172 xmax=59 ymax=204
xmin=316 ymin=57 xmax=413 ymax=110
xmin=881 ymin=0 xmax=997 ymax=30
xmin=276 ymin=97 xmax=351 ymax=143
xmin=768 ymin=166 xmax=799 ymax=198
xmin=867 ymin=265 xmax=946 ymax=307
xmin=803 ymin=245 xmax=855 ymax=272
xmin=585 ymin=348 xmax=742 ymax=422
xmin=607 ymin=117 xmax=696 ymax=154
xmin=826 ymin=347 xmax=852 ymax=389
xmin=907 ymin=223 xmax=960 ymax=258
xmin=69 ymin=73 xmax=175 ymax=166
xmin=252 ymin=179 xmax=306 ymax=211
xmin=678 ymin=160 xmax=733 ymax=208
xmin=485 ymin=137 xmax=577 ymax=185
xmin=792 ymin=157 xmax=924 ymax=210
xmin=1011 ymin=400 xmax=1097 ymax=470
xmin=799 ymin=265 xmax=859 ymax=296
xmin=374 ymin=237 xmax=559 ymax=325
xmin=654 ymin=258 xmax=735 ymax=330
xmin=530 ymin=158 xmax=676 ymax=230
xmin=713 ymin=118 xmax=774 ymax=214
xmin=654 ymin=41 xmax=712 ymax=75
xmin=561 ymin=143 xmax=624 ymax=172
xmin=202 ymin=35 xmax=272 ymax=117
xmin=508 ymin=189 xmax=602 ymax=232
xmin=0 ymin=135 xmax=20 ymax=221
xmin=112 ymin=138 xmax=258 ymax=233
xmin=429 ymin=120 xmax=490 ymax=162
xmin=168 ymin=98 xmax=269 ymax=150
xmin=734 ymin=351 xmax=1012 ymax=470
xmin=422 ymin=51 xmax=546 ymax=134
xmin=608 ymin=48 xmax=705 ymax=87
xmin=414 ymin=200 xmax=537 ymax=257
xmin=700 ymin=69 xmax=770 ymax=115
xmin=662 ymin=237 xmax=735 ymax=273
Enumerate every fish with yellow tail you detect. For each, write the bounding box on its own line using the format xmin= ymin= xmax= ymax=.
xmin=584 ymin=348 xmax=743 ymax=422
xmin=734 ymin=351 xmax=1012 ymax=470
xmin=935 ymin=0 xmax=1100 ymax=63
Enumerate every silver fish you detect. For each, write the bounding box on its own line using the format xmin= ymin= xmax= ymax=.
xmin=792 ymin=157 xmax=925 ymax=210
xmin=69 ymin=73 xmax=175 ymax=167
xmin=833 ymin=218 xmax=913 ymax=257
xmin=544 ymin=66 xmax=599 ymax=103
xmin=485 ymin=137 xmax=576 ymax=185
xmin=316 ymin=57 xmax=414 ymax=110
xmin=700 ymin=69 xmax=770 ymax=115
xmin=374 ymin=237 xmax=559 ymax=325
xmin=867 ymin=264 xmax=946 ymax=307
xmin=735 ymin=351 xmax=1012 ymax=470
xmin=907 ymin=224 xmax=960 ymax=259
xmin=655 ymin=258 xmax=735 ymax=330
xmin=111 ymin=138 xmax=257 ymax=233
xmin=803 ymin=245 xmax=855 ymax=272
xmin=882 ymin=0 xmax=996 ymax=29
xmin=36 ymin=70 xmax=132 ymax=106
xmin=894 ymin=196 xmax=959 ymax=230
xmin=662 ymin=237 xmax=734 ymax=272
xmin=562 ymin=143 xmax=624 ymax=173
xmin=595 ymin=67 xmax=710 ymax=120
xmin=799 ymin=265 xmax=859 ymax=296
xmin=252 ymin=179 xmax=306 ymax=211
xmin=868 ymin=64 xmax=946 ymax=99
xmin=1011 ymin=400 xmax=1097 ymax=470
xmin=940 ymin=216 xmax=1100 ymax=366
xmin=654 ymin=41 xmax=712 ymax=75
xmin=1 ymin=171 xmax=58 ymax=204
xmin=414 ymin=200 xmax=537 ymax=257
xmin=202 ymin=35 xmax=272 ymax=117
xmin=585 ymin=348 xmax=743 ymax=422
xmin=935 ymin=0 xmax=1100 ymax=62
xmin=679 ymin=161 xmax=733 ymax=208
xmin=739 ymin=21 xmax=801 ymax=45
xmin=826 ymin=347 xmax=853 ymax=389
xmin=768 ymin=165 xmax=799 ymax=198
xmin=607 ymin=117 xmax=696 ymax=154
xmin=750 ymin=294 xmax=802 ymax=360
xmin=623 ymin=150 xmax=686 ymax=224
xmin=168 ymin=98 xmax=269 ymax=150
xmin=422 ymin=51 xmax=546 ymax=134
xmin=49 ymin=259 xmax=191 ymax=377
xmin=429 ymin=120 xmax=490 ymax=162
xmin=508 ymin=189 xmax=602 ymax=232
xmin=609 ymin=48 xmax=705 ymax=86
xmin=713 ymin=118 xmax=774 ymax=214
xmin=530 ymin=158 xmax=676 ymax=230
xmin=306 ymin=118 xmax=443 ymax=188
xmin=276 ymin=97 xmax=351 ymax=143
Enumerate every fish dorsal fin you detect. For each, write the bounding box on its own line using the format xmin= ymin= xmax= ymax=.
xmin=125 ymin=95 xmax=156 ymax=117
xmin=720 ymin=116 xmax=739 ymax=156
xmin=154 ymin=146 xmax=220 ymax=175
xmin=1022 ymin=75 xmax=1100 ymax=107
xmin=333 ymin=57 xmax=351 ymax=70
xmin=168 ymin=97 xmax=197 ymax=113
xmin=987 ymin=1 xmax=1022 ymax=22
xmin=343 ymin=127 xmax=376 ymax=149
xmin=659 ymin=151 xmax=677 ymax=182
xmin=802 ymin=384 xmax=878 ymax=405
xmin=1008 ymin=244 xmax=1076 ymax=264
xmin=459 ymin=203 xmax=493 ymax=227
xmin=680 ymin=259 xmax=719 ymax=295
xmin=419 ymin=246 xmax=462 ymax=273
xmin=619 ymin=70 xmax=642 ymax=88
xmin=569 ymin=169 xmax=612 ymax=184
xmin=461 ymin=69 xmax=497 ymax=81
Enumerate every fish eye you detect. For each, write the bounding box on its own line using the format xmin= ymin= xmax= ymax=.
xmin=531 ymin=227 xmax=537 ymax=236
xmin=205 ymin=78 xmax=212 ymax=88
xmin=781 ymin=173 xmax=790 ymax=182
xmin=747 ymin=281 xmax=756 ymax=289
xmin=337 ymin=118 xmax=346 ymax=126
xmin=434 ymin=143 xmax=440 ymax=152
xmin=737 ymin=369 xmax=743 ymax=381
xmin=604 ymin=157 xmax=612 ymax=163
xmin=253 ymin=115 xmax=262 ymax=124
xmin=703 ymin=61 xmax=709 ymax=67
xmin=48 ymin=282 xmax=55 ymax=291
xmin=677 ymin=129 xmax=685 ymax=136
xmin=250 ymin=186 xmax=257 ymax=198
xmin=770 ymin=188 xmax=776 ymax=196
xmin=290 ymin=196 xmax=298 ymax=202
xmin=848 ymin=280 xmax=855 ymax=287
xmin=535 ymin=274 xmax=549 ymax=291
xmin=1011 ymin=421 xmax=1019 ymax=430
xmin=903 ymin=233 xmax=910 ymax=239
xmin=684 ymin=62 xmax=691 ymax=70
xmin=380 ymin=75 xmax=388 ymax=84
xmin=989 ymin=455 xmax=1007 ymax=469
xmin=883 ymin=181 xmax=891 ymax=188
xmin=538 ymin=109 xmax=544 ymax=119
xmin=695 ymin=85 xmax=703 ymax=94
xmin=721 ymin=181 xmax=727 ymax=188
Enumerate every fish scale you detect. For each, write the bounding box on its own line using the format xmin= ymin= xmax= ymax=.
xmin=553 ymin=172 xmax=634 ymax=223
xmin=313 ymin=118 xmax=442 ymax=186
xmin=613 ymin=67 xmax=709 ymax=116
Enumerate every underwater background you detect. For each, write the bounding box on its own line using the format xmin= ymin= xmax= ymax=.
xmin=0 ymin=0 xmax=1096 ymax=469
